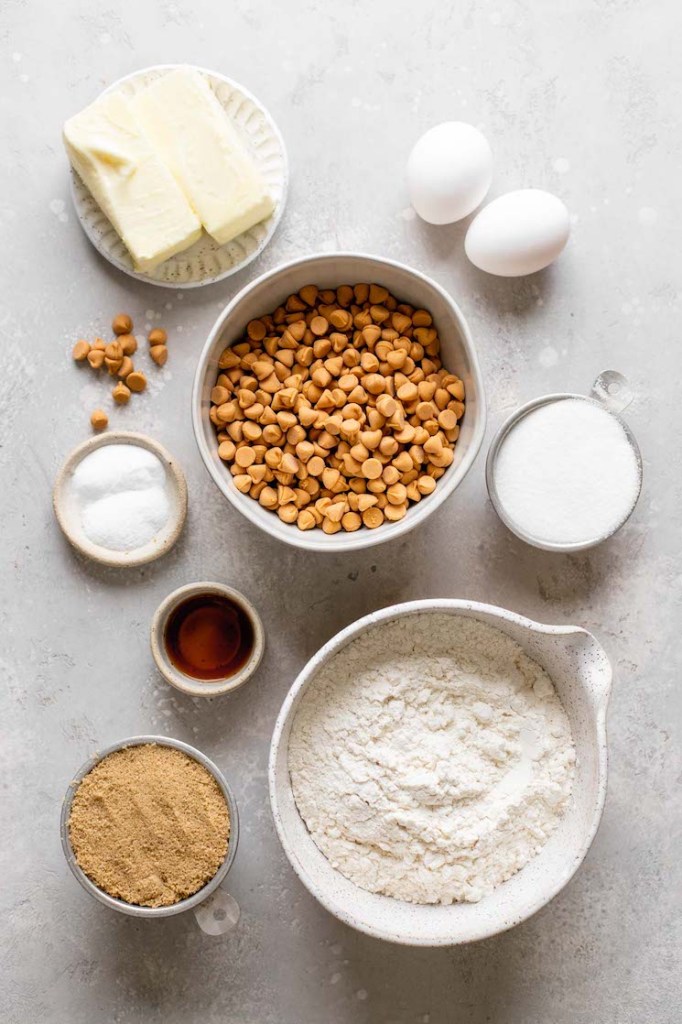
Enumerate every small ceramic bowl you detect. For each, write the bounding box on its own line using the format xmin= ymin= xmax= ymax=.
xmin=53 ymin=431 xmax=188 ymax=568
xmin=60 ymin=735 xmax=239 ymax=919
xmin=269 ymin=599 xmax=612 ymax=946
xmin=70 ymin=64 xmax=288 ymax=288
xmin=150 ymin=581 xmax=265 ymax=697
xmin=192 ymin=251 xmax=486 ymax=553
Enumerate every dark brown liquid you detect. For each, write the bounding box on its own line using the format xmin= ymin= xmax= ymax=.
xmin=164 ymin=593 xmax=254 ymax=681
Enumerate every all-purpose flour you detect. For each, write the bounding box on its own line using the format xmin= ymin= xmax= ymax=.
xmin=289 ymin=614 xmax=575 ymax=904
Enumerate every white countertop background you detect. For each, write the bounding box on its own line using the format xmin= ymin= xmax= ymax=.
xmin=1 ymin=1 xmax=680 ymax=1021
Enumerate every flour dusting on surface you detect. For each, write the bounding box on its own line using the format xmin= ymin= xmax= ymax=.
xmin=289 ymin=614 xmax=575 ymax=904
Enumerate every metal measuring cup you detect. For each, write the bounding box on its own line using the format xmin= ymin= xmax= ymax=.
xmin=485 ymin=371 xmax=643 ymax=552
xmin=60 ymin=735 xmax=240 ymax=936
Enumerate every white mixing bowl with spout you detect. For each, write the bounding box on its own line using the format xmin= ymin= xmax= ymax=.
xmin=269 ymin=599 xmax=612 ymax=945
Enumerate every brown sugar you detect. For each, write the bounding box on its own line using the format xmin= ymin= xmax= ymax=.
xmin=68 ymin=743 xmax=230 ymax=908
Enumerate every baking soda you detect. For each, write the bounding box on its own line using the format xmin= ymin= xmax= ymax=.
xmin=493 ymin=398 xmax=640 ymax=545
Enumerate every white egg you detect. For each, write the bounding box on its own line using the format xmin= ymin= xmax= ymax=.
xmin=465 ymin=188 xmax=570 ymax=277
xmin=406 ymin=122 xmax=493 ymax=225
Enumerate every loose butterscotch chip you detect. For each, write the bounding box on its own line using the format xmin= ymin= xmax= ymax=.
xmin=150 ymin=345 xmax=168 ymax=367
xmin=87 ymin=349 xmax=105 ymax=370
xmin=105 ymin=340 xmax=123 ymax=362
xmin=148 ymin=328 xmax=167 ymax=345
xmin=90 ymin=409 xmax=108 ymax=430
xmin=117 ymin=356 xmax=134 ymax=379
xmin=72 ymin=340 xmax=90 ymax=361
xmin=126 ymin=371 xmax=147 ymax=393
xmin=119 ymin=334 xmax=138 ymax=356
xmin=68 ymin=744 xmax=229 ymax=908
xmin=362 ymin=506 xmax=384 ymax=529
xmin=112 ymin=382 xmax=131 ymax=405
xmin=112 ymin=313 xmax=133 ymax=335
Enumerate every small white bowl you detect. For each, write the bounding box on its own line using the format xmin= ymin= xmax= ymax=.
xmin=70 ymin=64 xmax=288 ymax=288
xmin=150 ymin=582 xmax=265 ymax=697
xmin=53 ymin=431 xmax=187 ymax=568
xmin=269 ymin=599 xmax=612 ymax=946
xmin=192 ymin=252 xmax=486 ymax=553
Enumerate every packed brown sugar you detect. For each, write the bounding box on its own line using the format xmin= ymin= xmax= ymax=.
xmin=68 ymin=744 xmax=230 ymax=908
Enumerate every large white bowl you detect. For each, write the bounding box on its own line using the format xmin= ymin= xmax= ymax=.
xmin=192 ymin=253 xmax=486 ymax=552
xmin=269 ymin=599 xmax=612 ymax=945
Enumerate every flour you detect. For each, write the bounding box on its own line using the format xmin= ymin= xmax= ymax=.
xmin=493 ymin=398 xmax=641 ymax=545
xmin=288 ymin=614 xmax=575 ymax=904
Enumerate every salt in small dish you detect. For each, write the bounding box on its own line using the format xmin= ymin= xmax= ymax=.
xmin=150 ymin=581 xmax=265 ymax=697
xmin=53 ymin=431 xmax=188 ymax=568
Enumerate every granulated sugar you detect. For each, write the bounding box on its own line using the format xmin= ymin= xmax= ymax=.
xmin=494 ymin=398 xmax=640 ymax=545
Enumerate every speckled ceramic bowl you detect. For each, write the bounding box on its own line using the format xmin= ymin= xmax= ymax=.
xmin=269 ymin=599 xmax=612 ymax=946
xmin=53 ymin=431 xmax=187 ymax=568
xmin=150 ymin=581 xmax=265 ymax=697
xmin=192 ymin=252 xmax=486 ymax=553
xmin=60 ymin=735 xmax=239 ymax=919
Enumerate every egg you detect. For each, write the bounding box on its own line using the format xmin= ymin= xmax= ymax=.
xmin=465 ymin=188 xmax=570 ymax=277
xmin=406 ymin=122 xmax=493 ymax=225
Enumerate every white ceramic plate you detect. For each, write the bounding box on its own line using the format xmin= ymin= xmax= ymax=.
xmin=69 ymin=64 xmax=288 ymax=288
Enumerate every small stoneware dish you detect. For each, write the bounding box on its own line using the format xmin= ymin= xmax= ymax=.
xmin=269 ymin=598 xmax=612 ymax=946
xmin=61 ymin=735 xmax=240 ymax=932
xmin=192 ymin=252 xmax=486 ymax=553
xmin=70 ymin=64 xmax=288 ymax=288
xmin=150 ymin=581 xmax=265 ymax=697
xmin=53 ymin=431 xmax=188 ymax=568
xmin=485 ymin=371 xmax=643 ymax=553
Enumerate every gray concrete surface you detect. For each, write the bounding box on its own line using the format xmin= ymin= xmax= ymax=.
xmin=1 ymin=1 xmax=680 ymax=1021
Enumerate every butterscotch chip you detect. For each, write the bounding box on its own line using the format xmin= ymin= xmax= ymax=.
xmin=118 ymin=334 xmax=138 ymax=356
xmin=105 ymin=340 xmax=123 ymax=361
xmin=150 ymin=345 xmax=168 ymax=367
xmin=115 ymin=356 xmax=133 ymax=379
xmin=362 ymin=458 xmax=383 ymax=480
xmin=126 ymin=371 xmax=147 ymax=393
xmin=112 ymin=382 xmax=130 ymax=405
xmin=90 ymin=409 xmax=108 ymax=430
xmin=72 ymin=340 xmax=90 ymax=361
xmin=235 ymin=446 xmax=256 ymax=468
xmin=310 ymin=316 xmax=328 ymax=336
xmin=112 ymin=313 xmax=133 ymax=335
xmin=341 ymin=511 xmax=362 ymax=532
xmin=209 ymin=283 xmax=465 ymax=534
xmin=148 ymin=328 xmax=167 ymax=345
xmin=247 ymin=319 xmax=267 ymax=342
xmin=68 ymin=744 xmax=229 ymax=908
xmin=87 ymin=349 xmax=105 ymax=370
xmin=362 ymin=507 xmax=384 ymax=529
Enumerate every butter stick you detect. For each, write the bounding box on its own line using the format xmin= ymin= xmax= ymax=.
xmin=64 ymin=92 xmax=202 ymax=272
xmin=131 ymin=68 xmax=275 ymax=246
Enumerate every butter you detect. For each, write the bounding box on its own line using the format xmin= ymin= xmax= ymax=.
xmin=131 ymin=68 xmax=275 ymax=246
xmin=64 ymin=92 xmax=202 ymax=272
